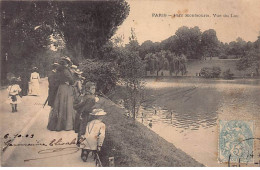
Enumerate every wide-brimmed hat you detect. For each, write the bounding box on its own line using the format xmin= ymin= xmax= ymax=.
xmin=90 ymin=109 xmax=107 ymax=116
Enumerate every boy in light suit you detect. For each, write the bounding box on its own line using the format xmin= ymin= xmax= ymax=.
xmin=79 ymin=109 xmax=106 ymax=162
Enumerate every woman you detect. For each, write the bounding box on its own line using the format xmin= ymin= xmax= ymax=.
xmin=47 ymin=57 xmax=76 ymax=131
xmin=47 ymin=63 xmax=59 ymax=107
xmin=28 ymin=67 xmax=40 ymax=96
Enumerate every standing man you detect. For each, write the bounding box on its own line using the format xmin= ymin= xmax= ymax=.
xmin=48 ymin=63 xmax=59 ymax=108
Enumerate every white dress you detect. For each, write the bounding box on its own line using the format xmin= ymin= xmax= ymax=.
xmin=80 ymin=119 xmax=106 ymax=150
xmin=6 ymin=84 xmax=22 ymax=104
xmin=28 ymin=72 xmax=40 ymax=95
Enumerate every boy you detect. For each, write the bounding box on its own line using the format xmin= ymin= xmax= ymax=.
xmin=74 ymin=82 xmax=98 ymax=145
xmin=79 ymin=109 xmax=106 ymax=162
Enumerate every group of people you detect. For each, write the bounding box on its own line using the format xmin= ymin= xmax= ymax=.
xmin=6 ymin=67 xmax=41 ymax=112
xmin=46 ymin=56 xmax=106 ymax=162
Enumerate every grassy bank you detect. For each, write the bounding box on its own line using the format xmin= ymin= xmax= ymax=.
xmin=98 ymin=97 xmax=204 ymax=167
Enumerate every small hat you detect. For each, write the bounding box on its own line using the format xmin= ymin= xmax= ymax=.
xmin=52 ymin=62 xmax=59 ymax=66
xmin=32 ymin=67 xmax=38 ymax=70
xmin=90 ymin=109 xmax=107 ymax=116
xmin=10 ymin=77 xmax=18 ymax=83
xmin=74 ymin=69 xmax=83 ymax=75
xmin=61 ymin=56 xmax=72 ymax=63
xmin=71 ymin=65 xmax=78 ymax=69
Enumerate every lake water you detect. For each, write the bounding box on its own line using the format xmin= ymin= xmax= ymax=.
xmin=139 ymin=78 xmax=260 ymax=167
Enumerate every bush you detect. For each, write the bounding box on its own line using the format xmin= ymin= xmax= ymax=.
xmin=223 ymin=69 xmax=234 ymax=79
xmin=81 ymin=59 xmax=118 ymax=94
xmin=200 ymin=66 xmax=221 ymax=78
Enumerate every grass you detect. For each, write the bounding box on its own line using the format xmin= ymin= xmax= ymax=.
xmin=97 ymin=96 xmax=204 ymax=167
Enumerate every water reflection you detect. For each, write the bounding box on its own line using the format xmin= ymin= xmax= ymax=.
xmin=141 ymin=78 xmax=260 ymax=130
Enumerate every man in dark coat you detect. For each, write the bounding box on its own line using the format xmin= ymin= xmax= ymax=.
xmin=47 ymin=63 xmax=59 ymax=107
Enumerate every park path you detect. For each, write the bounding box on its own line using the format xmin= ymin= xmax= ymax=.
xmin=1 ymin=78 xmax=95 ymax=167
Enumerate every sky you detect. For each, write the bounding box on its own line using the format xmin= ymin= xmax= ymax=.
xmin=114 ymin=0 xmax=260 ymax=45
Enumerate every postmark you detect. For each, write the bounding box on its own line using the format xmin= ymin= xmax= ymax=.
xmin=219 ymin=120 xmax=254 ymax=163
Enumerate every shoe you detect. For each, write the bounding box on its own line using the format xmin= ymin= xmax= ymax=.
xmin=81 ymin=156 xmax=87 ymax=162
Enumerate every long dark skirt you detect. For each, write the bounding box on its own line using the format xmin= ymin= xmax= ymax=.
xmin=48 ymin=87 xmax=58 ymax=107
xmin=74 ymin=113 xmax=89 ymax=135
xmin=47 ymin=84 xmax=76 ymax=131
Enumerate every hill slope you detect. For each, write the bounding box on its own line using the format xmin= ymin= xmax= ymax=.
xmin=98 ymin=97 xmax=204 ymax=167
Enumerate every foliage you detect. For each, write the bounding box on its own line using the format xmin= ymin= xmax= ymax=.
xmin=119 ymin=29 xmax=146 ymax=120
xmin=52 ymin=0 xmax=130 ymax=60
xmin=144 ymin=50 xmax=187 ymax=76
xmin=236 ymin=48 xmax=260 ymax=76
xmin=81 ymin=59 xmax=118 ymax=94
xmin=200 ymin=66 xmax=221 ymax=78
xmin=201 ymin=29 xmax=220 ymax=59
xmin=1 ymin=1 xmax=54 ymax=78
xmin=222 ymin=69 xmax=234 ymax=79
xmin=1 ymin=0 xmax=130 ymax=83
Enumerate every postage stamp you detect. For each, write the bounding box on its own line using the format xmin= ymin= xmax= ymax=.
xmin=219 ymin=120 xmax=254 ymax=163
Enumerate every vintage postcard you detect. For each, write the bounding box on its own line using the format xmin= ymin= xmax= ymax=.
xmin=1 ymin=0 xmax=260 ymax=167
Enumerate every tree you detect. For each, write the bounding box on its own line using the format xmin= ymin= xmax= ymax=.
xmin=236 ymin=48 xmax=260 ymax=76
xmin=52 ymin=0 xmax=130 ymax=60
xmin=1 ymin=1 xmax=54 ymax=82
xmin=236 ymin=35 xmax=260 ymax=76
xmin=139 ymin=40 xmax=156 ymax=59
xmin=168 ymin=53 xmax=187 ymax=76
xmin=201 ymin=29 xmax=219 ymax=60
xmin=174 ymin=26 xmax=202 ymax=59
xmin=228 ymin=37 xmax=247 ymax=58
xmin=119 ymin=29 xmax=145 ymax=120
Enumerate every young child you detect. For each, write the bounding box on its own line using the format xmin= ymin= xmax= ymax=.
xmin=79 ymin=108 xmax=106 ymax=162
xmin=6 ymin=77 xmax=22 ymax=112
xmin=74 ymin=82 xmax=99 ymax=145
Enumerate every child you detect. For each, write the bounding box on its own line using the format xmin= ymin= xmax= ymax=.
xmin=6 ymin=77 xmax=22 ymax=112
xmin=149 ymin=120 xmax=153 ymax=128
xmin=79 ymin=109 xmax=106 ymax=162
xmin=74 ymin=82 xmax=98 ymax=145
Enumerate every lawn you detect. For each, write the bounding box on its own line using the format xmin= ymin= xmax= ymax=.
xmin=97 ymin=96 xmax=204 ymax=167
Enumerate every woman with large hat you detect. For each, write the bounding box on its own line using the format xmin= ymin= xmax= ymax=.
xmin=47 ymin=56 xmax=76 ymax=131
xmin=28 ymin=67 xmax=40 ymax=96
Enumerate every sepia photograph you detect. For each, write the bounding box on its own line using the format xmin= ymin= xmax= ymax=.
xmin=0 ymin=0 xmax=260 ymax=167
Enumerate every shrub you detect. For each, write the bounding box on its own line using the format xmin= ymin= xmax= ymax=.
xmin=223 ymin=69 xmax=234 ymax=79
xmin=200 ymin=66 xmax=221 ymax=78
xmin=81 ymin=59 xmax=118 ymax=94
